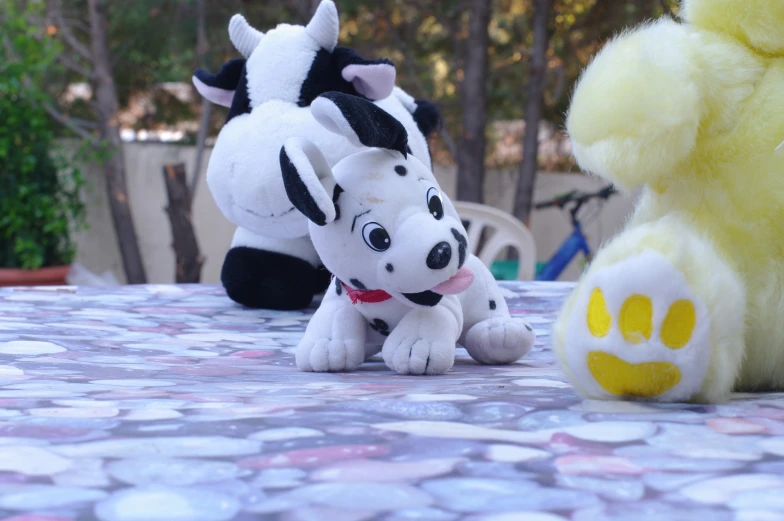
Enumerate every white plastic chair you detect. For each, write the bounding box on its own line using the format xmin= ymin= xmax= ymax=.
xmin=452 ymin=201 xmax=537 ymax=280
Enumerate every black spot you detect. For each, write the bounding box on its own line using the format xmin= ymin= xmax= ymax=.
xmin=369 ymin=318 xmax=390 ymax=336
xmin=489 ymin=300 xmax=496 ymax=310
xmin=335 ymin=277 xmax=342 ymax=296
xmin=332 ymin=184 xmax=343 ymax=221
xmin=332 ymin=184 xmax=343 ymax=202
xmin=226 ymin=65 xmax=251 ymax=123
xmin=221 ymin=247 xmax=326 ymax=310
xmin=350 ymin=278 xmax=367 ymax=290
xmin=402 ymin=290 xmax=443 ymax=307
xmin=299 ymin=50 xmax=358 ymax=107
xmin=299 ymin=47 xmax=394 ymax=108
xmin=413 ymin=99 xmax=442 ymax=138
xmin=394 ymin=165 xmax=407 ymax=176
xmin=451 ymin=228 xmax=468 ymax=268
xmin=525 ymin=324 xmax=533 ymax=332
xmin=385 ymin=263 xmax=394 ymax=273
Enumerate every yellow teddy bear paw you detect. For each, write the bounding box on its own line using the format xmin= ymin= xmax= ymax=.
xmin=561 ymin=249 xmax=711 ymax=402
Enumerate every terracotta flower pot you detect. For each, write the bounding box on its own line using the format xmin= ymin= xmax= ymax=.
xmin=0 ymin=265 xmax=71 ymax=287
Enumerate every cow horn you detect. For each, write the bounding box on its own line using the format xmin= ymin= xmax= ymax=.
xmin=229 ymin=14 xmax=264 ymax=58
xmin=305 ymin=0 xmax=338 ymax=51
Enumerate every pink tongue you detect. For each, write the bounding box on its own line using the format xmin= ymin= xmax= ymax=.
xmin=431 ymin=267 xmax=474 ymax=295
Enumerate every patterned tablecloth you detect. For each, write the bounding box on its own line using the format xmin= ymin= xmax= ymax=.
xmin=0 ymin=283 xmax=783 ymax=521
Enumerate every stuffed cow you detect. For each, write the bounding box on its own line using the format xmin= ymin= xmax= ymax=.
xmin=192 ymin=0 xmax=440 ymax=310
xmin=554 ymin=0 xmax=784 ymax=403
xmin=279 ymin=92 xmax=535 ymax=374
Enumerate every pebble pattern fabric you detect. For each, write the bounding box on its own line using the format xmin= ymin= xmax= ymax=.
xmin=0 ymin=282 xmax=782 ymax=521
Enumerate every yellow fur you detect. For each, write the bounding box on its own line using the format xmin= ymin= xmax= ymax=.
xmin=555 ymin=0 xmax=784 ymax=403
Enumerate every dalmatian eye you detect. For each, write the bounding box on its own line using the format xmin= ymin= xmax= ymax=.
xmin=427 ymin=187 xmax=444 ymax=220
xmin=362 ymin=222 xmax=391 ymax=252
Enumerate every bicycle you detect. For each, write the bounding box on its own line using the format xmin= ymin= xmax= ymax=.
xmin=533 ymin=184 xmax=617 ymax=281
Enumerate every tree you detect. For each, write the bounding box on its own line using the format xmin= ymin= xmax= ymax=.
xmin=456 ymin=0 xmax=491 ymax=203
xmin=34 ymin=0 xmax=147 ymax=283
xmin=513 ymin=0 xmax=553 ymax=225
xmin=86 ymin=0 xmax=147 ymax=283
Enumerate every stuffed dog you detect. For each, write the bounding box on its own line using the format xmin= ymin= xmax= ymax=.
xmin=192 ymin=0 xmax=440 ymax=310
xmin=278 ymin=92 xmax=535 ymax=374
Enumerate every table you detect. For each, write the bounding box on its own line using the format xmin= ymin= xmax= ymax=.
xmin=0 ymin=282 xmax=783 ymax=521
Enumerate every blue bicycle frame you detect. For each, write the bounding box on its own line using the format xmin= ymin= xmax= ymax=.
xmin=535 ymin=221 xmax=591 ymax=281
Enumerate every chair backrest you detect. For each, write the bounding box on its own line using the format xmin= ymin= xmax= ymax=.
xmin=452 ymin=201 xmax=537 ymax=280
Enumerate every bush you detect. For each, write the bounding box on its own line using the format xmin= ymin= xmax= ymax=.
xmin=0 ymin=2 xmax=86 ymax=269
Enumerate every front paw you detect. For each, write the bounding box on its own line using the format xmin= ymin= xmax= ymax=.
xmin=296 ymin=337 xmax=365 ymax=372
xmin=382 ymin=334 xmax=455 ymax=375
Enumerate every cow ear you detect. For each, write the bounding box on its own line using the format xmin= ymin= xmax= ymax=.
xmin=311 ymin=92 xmax=410 ymax=157
xmin=333 ymin=47 xmax=396 ymax=101
xmin=280 ymin=138 xmax=337 ymax=226
xmin=192 ymin=58 xmax=246 ymax=108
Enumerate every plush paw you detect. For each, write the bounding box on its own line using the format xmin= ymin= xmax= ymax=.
xmin=382 ymin=335 xmax=455 ymax=375
xmin=463 ymin=317 xmax=535 ymax=365
xmin=296 ymin=337 xmax=365 ymax=372
xmin=561 ymin=249 xmax=711 ymax=402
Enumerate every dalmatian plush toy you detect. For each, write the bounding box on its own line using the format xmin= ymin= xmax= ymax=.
xmin=279 ymin=92 xmax=536 ymax=374
xmin=192 ymin=0 xmax=440 ymax=310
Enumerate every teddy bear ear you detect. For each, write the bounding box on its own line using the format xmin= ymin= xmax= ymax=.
xmin=311 ymin=91 xmax=411 ymax=157
xmin=280 ymin=138 xmax=337 ymax=226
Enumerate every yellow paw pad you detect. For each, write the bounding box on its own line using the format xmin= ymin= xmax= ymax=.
xmin=661 ymin=300 xmax=696 ymax=349
xmin=619 ymin=295 xmax=653 ymax=344
xmin=587 ymin=289 xmax=611 ymax=338
xmin=588 ymin=351 xmax=681 ymax=397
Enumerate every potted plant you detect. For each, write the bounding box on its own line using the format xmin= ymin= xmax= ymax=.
xmin=0 ymin=5 xmax=86 ymax=287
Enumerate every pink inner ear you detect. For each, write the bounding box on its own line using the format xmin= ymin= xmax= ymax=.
xmin=192 ymin=76 xmax=235 ymax=108
xmin=341 ymin=63 xmax=396 ymax=101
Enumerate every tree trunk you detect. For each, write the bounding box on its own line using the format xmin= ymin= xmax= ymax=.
xmin=163 ymin=164 xmax=203 ymax=283
xmin=190 ymin=0 xmax=211 ymax=201
xmin=455 ymin=0 xmax=491 ymax=203
xmin=514 ymin=0 xmax=553 ymax=225
xmin=88 ymin=0 xmax=147 ymax=283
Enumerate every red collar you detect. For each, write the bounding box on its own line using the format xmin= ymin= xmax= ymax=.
xmin=341 ymin=282 xmax=392 ymax=304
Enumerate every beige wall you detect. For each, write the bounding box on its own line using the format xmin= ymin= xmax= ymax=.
xmin=72 ymin=143 xmax=637 ymax=284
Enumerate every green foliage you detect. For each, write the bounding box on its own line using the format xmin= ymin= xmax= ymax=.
xmin=40 ymin=0 xmax=680 ymax=163
xmin=0 ymin=2 xmax=86 ymax=269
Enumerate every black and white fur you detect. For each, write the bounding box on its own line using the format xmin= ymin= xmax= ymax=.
xmin=192 ymin=0 xmax=441 ymax=310
xmin=280 ymin=92 xmax=535 ymax=375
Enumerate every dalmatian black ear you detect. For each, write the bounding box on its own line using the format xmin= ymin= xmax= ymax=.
xmin=311 ymin=91 xmax=410 ymax=157
xmin=280 ymin=138 xmax=337 ymax=226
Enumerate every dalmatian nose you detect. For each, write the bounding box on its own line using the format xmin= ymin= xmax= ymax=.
xmin=427 ymin=241 xmax=452 ymax=270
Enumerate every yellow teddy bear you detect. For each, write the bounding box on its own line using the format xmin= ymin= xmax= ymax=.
xmin=554 ymin=0 xmax=784 ymax=403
